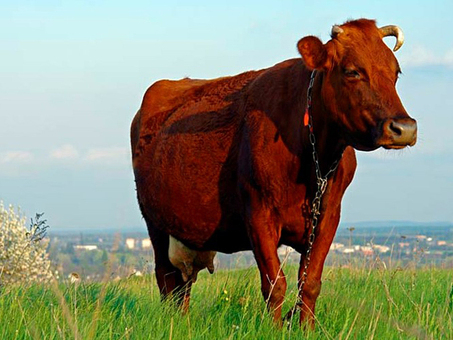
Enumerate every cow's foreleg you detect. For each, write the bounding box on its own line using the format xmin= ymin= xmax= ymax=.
xmin=296 ymin=149 xmax=356 ymax=327
xmin=247 ymin=205 xmax=286 ymax=324
xmin=298 ymin=206 xmax=341 ymax=327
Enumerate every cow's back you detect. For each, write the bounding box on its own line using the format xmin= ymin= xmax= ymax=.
xmin=131 ymin=78 xmax=208 ymax=161
xmin=132 ymin=71 xmax=261 ymax=248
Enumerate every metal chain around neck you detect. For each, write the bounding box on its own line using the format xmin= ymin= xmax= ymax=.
xmin=285 ymin=70 xmax=344 ymax=321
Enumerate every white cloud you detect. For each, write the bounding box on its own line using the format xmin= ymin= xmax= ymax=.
xmin=444 ymin=49 xmax=453 ymax=65
xmin=50 ymin=144 xmax=79 ymax=160
xmin=1 ymin=151 xmax=34 ymax=163
xmin=85 ymin=147 xmax=129 ymax=163
xmin=400 ymin=45 xmax=453 ymax=68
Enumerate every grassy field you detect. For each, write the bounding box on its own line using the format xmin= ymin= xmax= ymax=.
xmin=1 ymin=265 xmax=452 ymax=339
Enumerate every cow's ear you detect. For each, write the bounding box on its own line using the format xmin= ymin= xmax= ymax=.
xmin=297 ymin=36 xmax=332 ymax=70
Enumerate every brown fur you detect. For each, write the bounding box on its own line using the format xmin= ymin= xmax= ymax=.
xmin=131 ymin=19 xmax=416 ymax=326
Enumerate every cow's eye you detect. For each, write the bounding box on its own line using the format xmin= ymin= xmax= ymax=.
xmin=344 ymin=68 xmax=360 ymax=79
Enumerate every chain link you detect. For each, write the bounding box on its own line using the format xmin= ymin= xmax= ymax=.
xmin=285 ymin=70 xmax=343 ymax=321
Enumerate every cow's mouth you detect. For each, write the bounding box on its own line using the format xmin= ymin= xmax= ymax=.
xmin=375 ymin=117 xmax=417 ymax=150
xmin=346 ymin=117 xmax=417 ymax=151
xmin=381 ymin=139 xmax=416 ymax=150
xmin=382 ymin=144 xmax=409 ymax=150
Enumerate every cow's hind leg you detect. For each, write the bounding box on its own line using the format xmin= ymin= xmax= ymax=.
xmin=148 ymin=225 xmax=192 ymax=311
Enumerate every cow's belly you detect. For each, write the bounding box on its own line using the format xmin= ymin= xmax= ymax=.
xmin=136 ymin=122 xmax=241 ymax=248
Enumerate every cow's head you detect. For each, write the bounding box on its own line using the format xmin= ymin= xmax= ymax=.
xmin=298 ymin=19 xmax=417 ymax=151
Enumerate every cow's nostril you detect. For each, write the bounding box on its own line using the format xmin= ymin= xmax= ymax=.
xmin=389 ymin=121 xmax=403 ymax=136
xmin=380 ymin=117 xmax=417 ymax=148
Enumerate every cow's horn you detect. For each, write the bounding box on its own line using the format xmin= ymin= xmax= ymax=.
xmin=331 ymin=25 xmax=344 ymax=37
xmin=379 ymin=25 xmax=404 ymax=52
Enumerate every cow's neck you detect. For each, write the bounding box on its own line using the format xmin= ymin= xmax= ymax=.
xmin=305 ymin=72 xmax=346 ymax=176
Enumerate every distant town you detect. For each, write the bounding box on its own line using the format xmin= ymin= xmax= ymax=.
xmin=47 ymin=222 xmax=453 ymax=281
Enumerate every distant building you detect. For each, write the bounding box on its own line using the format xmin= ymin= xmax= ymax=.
xmin=360 ymin=246 xmax=373 ymax=256
xmin=74 ymin=245 xmax=98 ymax=251
xmin=277 ymin=246 xmax=295 ymax=257
xmin=142 ymin=238 xmax=152 ymax=249
xmin=341 ymin=247 xmax=355 ymax=254
xmin=126 ymin=238 xmax=135 ymax=249
xmin=330 ymin=243 xmax=344 ymax=250
xmin=374 ymin=245 xmax=390 ymax=253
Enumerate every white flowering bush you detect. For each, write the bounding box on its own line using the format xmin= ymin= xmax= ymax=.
xmin=0 ymin=202 xmax=53 ymax=285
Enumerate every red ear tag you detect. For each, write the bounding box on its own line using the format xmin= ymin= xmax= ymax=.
xmin=303 ymin=109 xmax=309 ymax=127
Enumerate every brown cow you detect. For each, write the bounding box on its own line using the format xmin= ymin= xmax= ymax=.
xmin=131 ymin=19 xmax=417 ymax=326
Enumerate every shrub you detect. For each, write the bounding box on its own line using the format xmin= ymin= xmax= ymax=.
xmin=0 ymin=202 xmax=52 ymax=285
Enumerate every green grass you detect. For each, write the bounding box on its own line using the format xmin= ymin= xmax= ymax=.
xmin=1 ymin=266 xmax=452 ymax=339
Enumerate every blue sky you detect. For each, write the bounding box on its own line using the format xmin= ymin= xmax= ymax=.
xmin=1 ymin=1 xmax=452 ymax=229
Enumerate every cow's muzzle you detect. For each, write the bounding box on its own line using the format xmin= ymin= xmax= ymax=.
xmin=378 ymin=117 xmax=417 ymax=149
